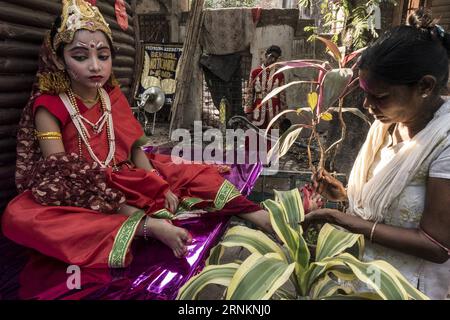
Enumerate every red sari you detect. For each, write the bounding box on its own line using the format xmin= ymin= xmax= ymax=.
xmin=2 ymin=86 xmax=260 ymax=268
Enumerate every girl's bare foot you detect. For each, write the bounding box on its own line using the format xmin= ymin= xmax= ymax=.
xmin=121 ymin=205 xmax=192 ymax=258
xmin=146 ymin=218 xmax=192 ymax=258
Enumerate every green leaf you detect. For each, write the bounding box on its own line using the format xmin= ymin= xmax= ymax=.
xmin=259 ymin=81 xmax=316 ymax=110
xmin=327 ymin=107 xmax=372 ymax=125
xmin=320 ymin=68 xmax=353 ymax=109
xmin=206 ymin=244 xmax=225 ymax=265
xmin=267 ymin=125 xmax=305 ymax=163
xmin=315 ymin=36 xmax=342 ymax=65
xmin=262 ymin=199 xmax=310 ymax=274
xmin=315 ymin=223 xmax=364 ymax=261
xmin=270 ymin=60 xmax=327 ymax=79
xmin=219 ymin=225 xmax=287 ymax=261
xmin=227 ymin=253 xmax=295 ymax=300
xmin=293 ymin=237 xmax=311 ymax=283
xmin=310 ymin=273 xmax=353 ymax=299
xmin=307 ymin=92 xmax=318 ymax=111
xmin=301 ymin=258 xmax=354 ymax=294
xmin=342 ymin=47 xmax=366 ymax=67
xmin=329 ymin=253 xmax=429 ymax=300
xmin=262 ymin=199 xmax=299 ymax=252
xmin=271 ymin=189 xmax=310 ymax=275
xmin=177 ymin=263 xmax=239 ymax=300
xmin=296 ymin=107 xmax=313 ymax=115
xmin=320 ymin=112 xmax=333 ymax=121
xmin=369 ymin=259 xmax=430 ymax=300
xmin=321 ymin=292 xmax=383 ymax=300
xmin=273 ymin=188 xmax=305 ymax=230
xmin=273 ymin=287 xmax=297 ymax=300
xmin=265 ymin=109 xmax=299 ymax=133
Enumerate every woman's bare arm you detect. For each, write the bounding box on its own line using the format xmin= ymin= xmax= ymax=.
xmin=304 ymin=177 xmax=450 ymax=264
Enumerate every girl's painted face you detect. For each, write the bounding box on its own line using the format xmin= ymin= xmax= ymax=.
xmin=358 ymin=69 xmax=423 ymax=124
xmin=63 ymin=30 xmax=112 ymax=91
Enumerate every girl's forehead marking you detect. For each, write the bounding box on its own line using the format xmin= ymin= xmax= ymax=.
xmin=72 ymin=41 xmax=107 ymax=50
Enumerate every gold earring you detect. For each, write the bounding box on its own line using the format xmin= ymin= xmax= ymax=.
xmin=422 ymin=94 xmax=428 ymax=98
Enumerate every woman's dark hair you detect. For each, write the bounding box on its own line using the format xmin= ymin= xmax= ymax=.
xmin=266 ymin=45 xmax=282 ymax=57
xmin=359 ymin=8 xmax=450 ymax=92
xmin=50 ymin=16 xmax=116 ymax=59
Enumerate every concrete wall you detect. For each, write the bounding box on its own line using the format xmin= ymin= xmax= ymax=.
xmin=136 ymin=0 xmax=162 ymax=13
xmin=249 ymin=25 xmax=294 ymax=69
xmin=256 ymin=0 xmax=284 ymax=7
xmin=248 ymin=24 xmax=309 ymax=127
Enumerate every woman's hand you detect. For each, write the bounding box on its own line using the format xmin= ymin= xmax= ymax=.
xmin=164 ymin=189 xmax=179 ymax=213
xmin=301 ymin=208 xmax=340 ymax=232
xmin=312 ymin=168 xmax=347 ymax=202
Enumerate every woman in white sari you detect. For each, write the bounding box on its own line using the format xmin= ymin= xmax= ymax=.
xmin=304 ymin=9 xmax=450 ymax=299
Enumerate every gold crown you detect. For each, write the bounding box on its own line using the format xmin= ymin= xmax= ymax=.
xmin=53 ymin=0 xmax=113 ymax=51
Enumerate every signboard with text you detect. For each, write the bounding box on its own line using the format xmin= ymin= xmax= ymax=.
xmin=136 ymin=43 xmax=183 ymax=105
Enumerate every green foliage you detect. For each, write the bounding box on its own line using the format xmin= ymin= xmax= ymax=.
xmin=299 ymin=0 xmax=397 ymax=49
xmin=177 ymin=188 xmax=429 ymax=300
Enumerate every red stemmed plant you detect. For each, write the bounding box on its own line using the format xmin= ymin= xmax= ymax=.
xmin=255 ymin=36 xmax=370 ymax=174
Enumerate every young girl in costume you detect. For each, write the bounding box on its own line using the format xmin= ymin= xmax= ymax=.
xmin=2 ymin=0 xmax=274 ymax=268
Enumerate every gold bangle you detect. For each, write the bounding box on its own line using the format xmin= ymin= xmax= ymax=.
xmin=143 ymin=215 xmax=150 ymax=241
xmin=36 ymin=134 xmax=62 ymax=138
xmin=37 ymin=136 xmax=62 ymax=140
xmin=35 ymin=130 xmax=62 ymax=139
xmin=369 ymin=221 xmax=379 ymax=243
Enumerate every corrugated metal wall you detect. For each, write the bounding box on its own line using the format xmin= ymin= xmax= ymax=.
xmin=0 ymin=0 xmax=137 ymax=211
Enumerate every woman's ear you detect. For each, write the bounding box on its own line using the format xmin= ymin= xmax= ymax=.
xmin=418 ymin=75 xmax=438 ymax=97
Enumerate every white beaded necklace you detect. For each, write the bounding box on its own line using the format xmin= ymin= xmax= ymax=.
xmin=60 ymin=88 xmax=116 ymax=168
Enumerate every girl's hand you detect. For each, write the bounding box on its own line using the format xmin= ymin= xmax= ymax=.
xmin=312 ymin=168 xmax=347 ymax=202
xmin=164 ymin=189 xmax=179 ymax=213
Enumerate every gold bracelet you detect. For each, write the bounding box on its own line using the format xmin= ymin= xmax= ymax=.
xmin=369 ymin=221 xmax=379 ymax=243
xmin=143 ymin=215 xmax=150 ymax=241
xmin=37 ymin=136 xmax=62 ymax=140
xmin=35 ymin=130 xmax=62 ymax=139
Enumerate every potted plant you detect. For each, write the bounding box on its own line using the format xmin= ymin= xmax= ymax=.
xmin=177 ymin=188 xmax=428 ymax=300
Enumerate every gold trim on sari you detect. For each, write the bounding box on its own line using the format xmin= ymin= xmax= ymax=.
xmin=108 ymin=210 xmax=145 ymax=268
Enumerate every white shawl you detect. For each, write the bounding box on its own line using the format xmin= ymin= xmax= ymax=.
xmin=347 ymin=99 xmax=450 ymax=221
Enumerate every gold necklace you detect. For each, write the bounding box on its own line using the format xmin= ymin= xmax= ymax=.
xmin=73 ymin=92 xmax=99 ymax=105
xmin=66 ymin=88 xmax=116 ymax=169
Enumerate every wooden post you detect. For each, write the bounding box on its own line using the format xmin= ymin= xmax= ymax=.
xmin=130 ymin=0 xmax=142 ymax=102
xmin=169 ymin=0 xmax=204 ymax=135
xmin=392 ymin=0 xmax=405 ymax=26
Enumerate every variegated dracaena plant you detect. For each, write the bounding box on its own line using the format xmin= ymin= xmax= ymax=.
xmin=177 ymin=188 xmax=429 ymax=300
